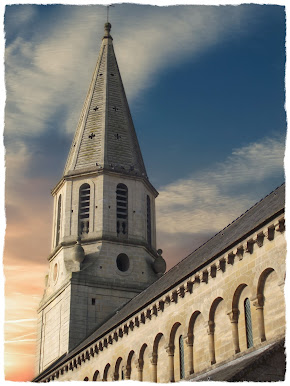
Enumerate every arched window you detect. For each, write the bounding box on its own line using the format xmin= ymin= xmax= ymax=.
xmin=116 ymin=184 xmax=128 ymax=235
xmin=179 ymin=335 xmax=185 ymax=379
xmin=55 ymin=195 xmax=61 ymax=246
xmin=147 ymin=195 xmax=151 ymax=246
xmin=244 ymin=298 xmax=253 ymax=348
xmin=79 ymin=183 xmax=90 ymax=235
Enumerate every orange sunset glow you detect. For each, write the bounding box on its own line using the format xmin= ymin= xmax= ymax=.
xmin=4 ymin=171 xmax=54 ymax=380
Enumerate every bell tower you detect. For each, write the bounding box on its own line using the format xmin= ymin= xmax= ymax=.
xmin=35 ymin=23 xmax=166 ymax=375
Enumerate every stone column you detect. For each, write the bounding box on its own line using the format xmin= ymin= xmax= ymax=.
xmin=184 ymin=333 xmax=194 ymax=375
xmin=166 ymin=344 xmax=175 ymax=382
xmin=150 ymin=352 xmax=158 ymax=382
xmin=253 ymin=294 xmax=266 ymax=342
xmin=208 ymin=320 xmax=216 ymax=365
xmin=228 ymin=308 xmax=240 ymax=354
xmin=113 ymin=372 xmax=118 ymax=381
xmin=137 ymin=359 xmax=144 ymax=382
xmin=125 ymin=365 xmax=131 ymax=380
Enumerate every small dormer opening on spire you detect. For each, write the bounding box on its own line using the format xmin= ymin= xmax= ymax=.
xmin=79 ymin=183 xmax=91 ymax=235
xmin=116 ymin=183 xmax=128 ymax=235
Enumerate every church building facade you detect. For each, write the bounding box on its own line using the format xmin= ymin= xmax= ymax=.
xmin=33 ymin=23 xmax=286 ymax=382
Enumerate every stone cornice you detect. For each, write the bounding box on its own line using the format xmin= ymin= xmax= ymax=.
xmin=47 ymin=237 xmax=159 ymax=262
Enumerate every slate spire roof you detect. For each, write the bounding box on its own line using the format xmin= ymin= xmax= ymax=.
xmin=63 ymin=23 xmax=147 ymax=178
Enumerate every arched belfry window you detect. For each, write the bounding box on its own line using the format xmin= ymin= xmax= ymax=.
xmin=147 ymin=195 xmax=151 ymax=246
xmin=116 ymin=184 xmax=128 ymax=235
xmin=244 ymin=298 xmax=253 ymax=348
xmin=55 ymin=195 xmax=61 ymax=246
xmin=79 ymin=183 xmax=90 ymax=235
xmin=179 ymin=335 xmax=185 ymax=379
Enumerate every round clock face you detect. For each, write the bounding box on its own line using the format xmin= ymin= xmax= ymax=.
xmin=53 ymin=263 xmax=58 ymax=282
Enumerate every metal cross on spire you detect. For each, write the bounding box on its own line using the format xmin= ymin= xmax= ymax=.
xmin=107 ymin=4 xmax=115 ymax=23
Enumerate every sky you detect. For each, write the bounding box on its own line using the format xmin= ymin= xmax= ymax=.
xmin=2 ymin=1 xmax=287 ymax=382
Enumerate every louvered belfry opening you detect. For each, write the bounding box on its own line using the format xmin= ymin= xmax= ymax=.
xmin=79 ymin=183 xmax=90 ymax=235
xmin=244 ymin=298 xmax=254 ymax=348
xmin=55 ymin=194 xmax=61 ymax=246
xmin=147 ymin=195 xmax=151 ymax=246
xmin=116 ymin=183 xmax=128 ymax=235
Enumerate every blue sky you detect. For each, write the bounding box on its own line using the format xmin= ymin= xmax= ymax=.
xmin=4 ymin=3 xmax=286 ymax=268
xmin=2 ymin=3 xmax=287 ymax=381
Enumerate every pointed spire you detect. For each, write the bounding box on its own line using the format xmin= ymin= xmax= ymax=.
xmin=63 ymin=23 xmax=147 ymax=179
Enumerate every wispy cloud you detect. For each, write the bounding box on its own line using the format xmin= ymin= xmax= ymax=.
xmin=5 ymin=319 xmax=37 ymax=324
xmin=157 ymin=136 xmax=284 ymax=235
xmin=7 ymin=331 xmax=36 ymax=340
xmin=5 ymin=5 xmax=254 ymax=140
xmin=5 ymin=339 xmax=36 ymax=343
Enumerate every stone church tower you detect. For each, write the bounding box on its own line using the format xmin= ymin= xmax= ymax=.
xmin=35 ymin=23 xmax=166 ymax=374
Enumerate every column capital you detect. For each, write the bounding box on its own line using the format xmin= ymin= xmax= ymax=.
xmin=165 ymin=343 xmax=175 ymax=356
xmin=252 ymin=293 xmax=264 ymax=308
xmin=150 ymin=352 xmax=158 ymax=365
xmin=207 ymin=320 xmax=215 ymax=334
xmin=184 ymin=332 xmax=194 ymax=346
xmin=136 ymin=358 xmax=144 ymax=371
xmin=227 ymin=308 xmax=239 ymax=322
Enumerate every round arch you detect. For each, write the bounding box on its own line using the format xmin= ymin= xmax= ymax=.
xmin=152 ymin=333 xmax=166 ymax=382
xmin=138 ymin=343 xmax=148 ymax=382
xmin=126 ymin=350 xmax=135 ymax=380
xmin=257 ymin=267 xmax=285 ymax=341
xmin=187 ymin=310 xmax=201 ymax=375
xmin=103 ymin=363 xmax=111 ymax=382
xmin=114 ymin=357 xmax=123 ymax=381
xmin=92 ymin=370 xmax=100 ymax=381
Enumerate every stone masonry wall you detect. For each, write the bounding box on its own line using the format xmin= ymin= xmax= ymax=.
xmin=38 ymin=213 xmax=286 ymax=382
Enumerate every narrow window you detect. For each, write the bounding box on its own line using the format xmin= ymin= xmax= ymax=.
xmin=147 ymin=195 xmax=152 ymax=246
xmin=79 ymin=183 xmax=90 ymax=235
xmin=179 ymin=335 xmax=185 ymax=379
xmin=244 ymin=298 xmax=253 ymax=348
xmin=116 ymin=184 xmax=128 ymax=235
xmin=55 ymin=195 xmax=61 ymax=246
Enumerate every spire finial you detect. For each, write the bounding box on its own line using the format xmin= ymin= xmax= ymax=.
xmin=106 ymin=4 xmax=114 ymax=23
xmin=104 ymin=22 xmax=111 ymax=34
xmin=104 ymin=5 xmax=114 ymax=39
xmin=104 ymin=21 xmax=112 ymax=40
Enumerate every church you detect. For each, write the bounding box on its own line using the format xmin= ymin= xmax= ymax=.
xmin=33 ymin=22 xmax=286 ymax=382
